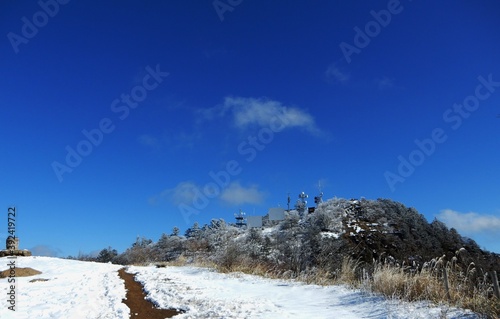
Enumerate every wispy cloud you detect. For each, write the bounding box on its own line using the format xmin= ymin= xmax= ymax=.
xmin=325 ymin=64 xmax=350 ymax=84
xmin=220 ymin=181 xmax=265 ymax=205
xmin=374 ymin=76 xmax=395 ymax=90
xmin=150 ymin=180 xmax=265 ymax=207
xmin=199 ymin=96 xmax=321 ymax=135
xmin=150 ymin=181 xmax=201 ymax=206
xmin=137 ymin=134 xmax=162 ymax=149
xmin=31 ymin=245 xmax=62 ymax=257
xmin=325 ymin=62 xmax=396 ymax=91
xmin=171 ymin=131 xmax=203 ymax=149
xmin=436 ymin=209 xmax=500 ymax=234
xmin=138 ymin=130 xmax=203 ymax=150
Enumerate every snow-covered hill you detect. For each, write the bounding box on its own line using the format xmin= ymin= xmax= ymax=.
xmin=0 ymin=256 xmax=478 ymax=319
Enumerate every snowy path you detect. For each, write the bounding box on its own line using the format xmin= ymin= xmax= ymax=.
xmin=130 ymin=265 xmax=478 ymax=319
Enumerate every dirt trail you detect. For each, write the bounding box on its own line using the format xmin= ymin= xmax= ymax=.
xmin=118 ymin=268 xmax=182 ymax=319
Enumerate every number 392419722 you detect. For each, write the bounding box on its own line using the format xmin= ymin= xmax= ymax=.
xmin=6 ymin=207 xmax=16 ymax=250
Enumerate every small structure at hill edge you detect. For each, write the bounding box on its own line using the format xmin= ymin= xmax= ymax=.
xmin=0 ymin=237 xmax=32 ymax=257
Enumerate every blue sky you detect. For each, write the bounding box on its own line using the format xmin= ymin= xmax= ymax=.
xmin=1 ymin=0 xmax=500 ymax=257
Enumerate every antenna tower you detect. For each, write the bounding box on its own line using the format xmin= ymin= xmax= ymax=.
xmin=235 ymin=209 xmax=247 ymax=228
xmin=314 ymin=181 xmax=324 ymax=207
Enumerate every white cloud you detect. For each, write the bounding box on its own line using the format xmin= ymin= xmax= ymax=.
xmin=149 ymin=181 xmax=201 ymax=206
xmin=149 ymin=181 xmax=265 ymax=208
xmin=30 ymin=245 xmax=62 ymax=257
xmin=325 ymin=64 xmax=350 ymax=84
xmin=137 ymin=134 xmax=161 ymax=149
xmin=200 ymin=96 xmax=320 ymax=135
xmin=375 ymin=77 xmax=395 ymax=90
xmin=220 ymin=181 xmax=265 ymax=206
xmin=167 ymin=181 xmax=198 ymax=205
xmin=436 ymin=209 xmax=500 ymax=234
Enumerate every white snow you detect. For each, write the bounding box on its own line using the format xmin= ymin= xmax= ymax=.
xmin=320 ymin=231 xmax=340 ymax=239
xmin=261 ymin=225 xmax=279 ymax=235
xmin=0 ymin=257 xmax=479 ymax=319
xmin=0 ymin=256 xmax=128 ymax=319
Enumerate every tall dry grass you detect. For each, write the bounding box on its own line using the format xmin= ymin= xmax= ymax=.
xmin=371 ymin=264 xmax=444 ymax=302
xmin=367 ymin=261 xmax=499 ymax=319
xmin=337 ymin=257 xmax=362 ymax=286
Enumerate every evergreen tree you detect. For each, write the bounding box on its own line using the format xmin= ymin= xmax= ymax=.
xmin=172 ymin=226 xmax=180 ymax=237
xmin=96 ymin=247 xmax=118 ymax=263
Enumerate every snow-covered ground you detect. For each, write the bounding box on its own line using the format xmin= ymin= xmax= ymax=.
xmin=130 ymin=265 xmax=477 ymax=319
xmin=0 ymin=256 xmax=128 ymax=319
xmin=0 ymin=257 xmax=479 ymax=319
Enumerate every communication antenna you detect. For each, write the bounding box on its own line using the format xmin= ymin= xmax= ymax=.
xmin=314 ymin=181 xmax=324 ymax=207
xmin=287 ymin=192 xmax=291 ymax=212
xmin=234 ymin=209 xmax=247 ymax=228
xmin=296 ymin=191 xmax=308 ymax=218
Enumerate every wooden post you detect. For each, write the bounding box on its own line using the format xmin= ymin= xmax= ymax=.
xmin=443 ymin=268 xmax=451 ymax=301
xmin=492 ymin=271 xmax=500 ymax=299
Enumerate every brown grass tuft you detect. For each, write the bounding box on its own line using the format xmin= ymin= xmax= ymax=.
xmin=0 ymin=267 xmax=42 ymax=278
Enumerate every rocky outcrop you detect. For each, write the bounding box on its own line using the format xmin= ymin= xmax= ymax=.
xmin=0 ymin=249 xmax=32 ymax=257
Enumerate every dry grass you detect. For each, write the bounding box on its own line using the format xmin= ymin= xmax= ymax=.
xmin=338 ymin=257 xmax=362 ymax=286
xmin=29 ymin=278 xmax=49 ymax=283
xmin=368 ymin=262 xmax=500 ymax=319
xmin=295 ymin=268 xmax=336 ymax=286
xmin=154 ymin=255 xmax=216 ymax=268
xmin=371 ymin=264 xmax=446 ymax=302
xmin=0 ymin=267 xmax=42 ymax=278
xmin=214 ymin=258 xmax=283 ymax=279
